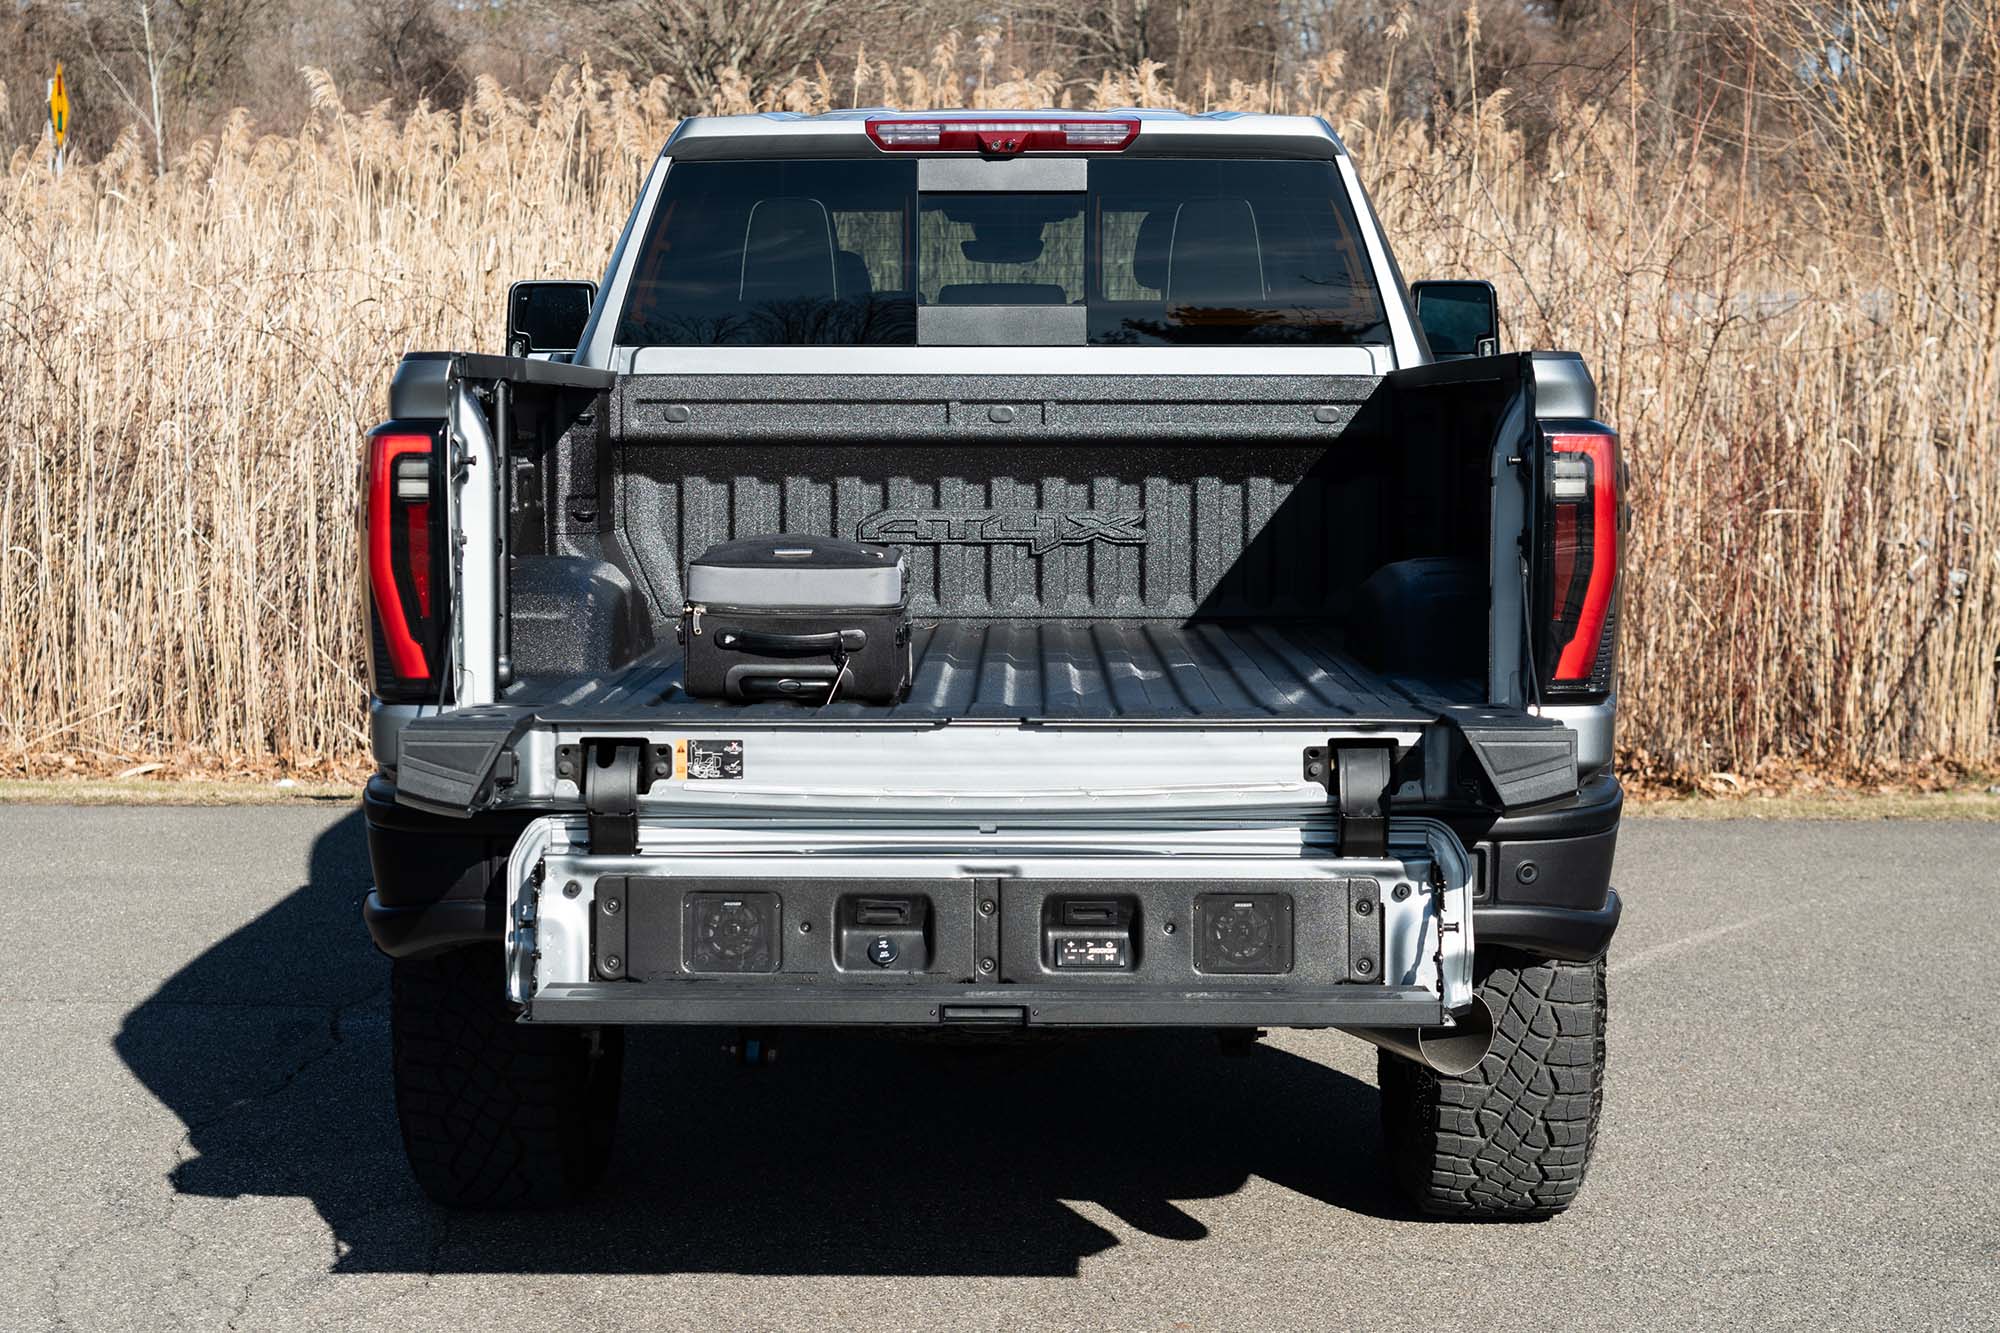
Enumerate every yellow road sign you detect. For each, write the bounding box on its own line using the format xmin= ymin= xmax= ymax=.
xmin=49 ymin=62 xmax=69 ymax=147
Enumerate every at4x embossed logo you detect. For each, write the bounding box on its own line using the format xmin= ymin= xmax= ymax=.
xmin=857 ymin=508 xmax=1149 ymax=555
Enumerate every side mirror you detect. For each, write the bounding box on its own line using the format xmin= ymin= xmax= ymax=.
xmin=506 ymin=280 xmax=596 ymax=359
xmin=1412 ymin=280 xmax=1500 ymax=360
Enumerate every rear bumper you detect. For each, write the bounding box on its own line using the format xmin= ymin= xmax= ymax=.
xmin=1468 ymin=771 xmax=1623 ymax=912
xmin=363 ymin=894 xmax=500 ymax=959
xmin=521 ymin=982 xmax=1452 ymax=1029
xmin=1458 ymin=771 xmax=1623 ymax=962
xmin=1478 ymin=890 xmax=1621 ymax=963
xmin=363 ymin=773 xmax=527 ymax=959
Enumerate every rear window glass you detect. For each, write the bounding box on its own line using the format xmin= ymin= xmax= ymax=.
xmin=614 ymin=158 xmax=1387 ymax=346
xmin=614 ymin=160 xmax=918 ymax=346
xmin=1089 ymin=159 xmax=1388 ymax=345
xmin=920 ymin=193 xmax=1084 ymax=305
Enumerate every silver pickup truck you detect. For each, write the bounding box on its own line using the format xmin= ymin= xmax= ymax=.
xmin=360 ymin=109 xmax=1624 ymax=1218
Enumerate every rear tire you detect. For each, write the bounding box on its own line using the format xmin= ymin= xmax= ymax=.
xmin=1379 ymin=952 xmax=1606 ymax=1218
xmin=390 ymin=944 xmax=623 ymax=1209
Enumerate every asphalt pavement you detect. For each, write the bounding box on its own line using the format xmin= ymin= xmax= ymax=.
xmin=1 ymin=805 xmax=1995 ymax=1331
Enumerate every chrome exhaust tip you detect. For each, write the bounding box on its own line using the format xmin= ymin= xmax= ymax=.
xmin=1343 ymin=993 xmax=1496 ymax=1077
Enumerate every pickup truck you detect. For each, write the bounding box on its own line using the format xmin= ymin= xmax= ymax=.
xmin=360 ymin=109 xmax=1624 ymax=1219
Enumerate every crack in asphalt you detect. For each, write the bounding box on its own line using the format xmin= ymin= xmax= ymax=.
xmin=224 ymin=1252 xmax=285 ymax=1332
xmin=176 ymin=984 xmax=388 ymax=1141
xmin=44 ymin=983 xmax=391 ymax=1330
xmin=44 ymin=1161 xmax=190 ymax=1332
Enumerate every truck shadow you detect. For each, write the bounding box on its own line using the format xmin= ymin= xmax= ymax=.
xmin=116 ymin=809 xmax=1414 ymax=1279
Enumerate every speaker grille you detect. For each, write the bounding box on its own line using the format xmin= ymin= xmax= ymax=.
xmin=1193 ymin=893 xmax=1294 ymax=975
xmin=683 ymin=891 xmax=781 ymax=973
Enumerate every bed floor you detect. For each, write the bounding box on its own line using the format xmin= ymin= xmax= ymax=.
xmin=514 ymin=619 xmax=1484 ymax=727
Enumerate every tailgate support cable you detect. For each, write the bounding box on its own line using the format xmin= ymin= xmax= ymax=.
xmin=493 ymin=379 xmax=514 ymax=689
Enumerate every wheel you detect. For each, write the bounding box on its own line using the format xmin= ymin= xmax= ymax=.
xmin=390 ymin=944 xmax=623 ymax=1208
xmin=1379 ymin=952 xmax=1606 ymax=1218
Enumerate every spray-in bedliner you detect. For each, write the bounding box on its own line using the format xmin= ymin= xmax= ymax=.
xmin=518 ymin=619 xmax=1478 ymax=724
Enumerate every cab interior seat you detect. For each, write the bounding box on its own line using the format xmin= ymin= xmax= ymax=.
xmin=933 ymin=282 xmax=1072 ymax=305
xmin=1128 ymin=198 xmax=1267 ymax=308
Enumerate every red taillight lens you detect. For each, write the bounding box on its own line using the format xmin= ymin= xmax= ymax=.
xmin=364 ymin=429 xmax=438 ymax=691
xmin=1540 ymin=427 xmax=1621 ymax=696
xmin=405 ymin=500 xmax=432 ymax=618
xmin=865 ymin=117 xmax=1139 ymax=154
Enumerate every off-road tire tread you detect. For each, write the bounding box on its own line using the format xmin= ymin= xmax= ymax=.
xmin=391 ymin=945 xmax=622 ymax=1209
xmin=1380 ymin=952 xmax=1606 ymax=1218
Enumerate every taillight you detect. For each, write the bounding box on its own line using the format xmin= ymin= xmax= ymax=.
xmin=1538 ymin=425 xmax=1621 ymax=698
xmin=363 ymin=425 xmax=441 ymax=698
xmin=865 ymin=117 xmax=1139 ymax=154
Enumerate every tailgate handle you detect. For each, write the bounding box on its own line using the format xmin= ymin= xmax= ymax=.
xmin=854 ymin=897 xmax=912 ymax=925
xmin=1063 ymin=900 xmax=1119 ymax=925
xmin=941 ymin=1005 xmax=1028 ymax=1027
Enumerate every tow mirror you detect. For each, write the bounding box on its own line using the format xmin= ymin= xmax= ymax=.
xmin=1412 ymin=280 xmax=1500 ymax=359
xmin=506 ymin=280 xmax=596 ymax=358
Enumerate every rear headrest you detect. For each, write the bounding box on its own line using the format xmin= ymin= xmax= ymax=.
xmin=834 ymin=250 xmax=873 ymax=299
xmin=934 ymin=282 xmax=1070 ymax=306
xmin=1165 ymin=198 xmax=1265 ymax=307
xmin=739 ymin=197 xmax=836 ymax=304
xmin=1131 ymin=210 xmax=1175 ymax=292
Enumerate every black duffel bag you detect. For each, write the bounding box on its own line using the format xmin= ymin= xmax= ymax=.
xmin=677 ymin=535 xmax=911 ymax=704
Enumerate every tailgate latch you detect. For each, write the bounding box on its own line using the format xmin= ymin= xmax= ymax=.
xmin=582 ymin=741 xmax=643 ymax=856
xmin=1305 ymin=742 xmax=1396 ymax=858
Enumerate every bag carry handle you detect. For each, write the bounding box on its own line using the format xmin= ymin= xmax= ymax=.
xmin=715 ymin=628 xmax=867 ymax=657
xmin=725 ymin=664 xmax=839 ymax=701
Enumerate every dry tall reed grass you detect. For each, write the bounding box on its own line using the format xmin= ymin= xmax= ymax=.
xmin=2 ymin=16 xmax=1995 ymax=786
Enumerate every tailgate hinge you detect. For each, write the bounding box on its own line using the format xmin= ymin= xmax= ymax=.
xmin=583 ymin=741 xmax=642 ymax=856
xmin=1305 ymin=742 xmax=1396 ymax=859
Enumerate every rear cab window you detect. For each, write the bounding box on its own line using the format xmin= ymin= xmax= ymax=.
xmin=613 ymin=158 xmax=1388 ymax=347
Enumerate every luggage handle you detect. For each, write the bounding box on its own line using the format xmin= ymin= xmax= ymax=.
xmin=716 ymin=628 xmax=867 ymax=657
xmin=725 ymin=665 xmax=839 ymax=701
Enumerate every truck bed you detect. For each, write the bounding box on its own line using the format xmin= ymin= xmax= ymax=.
xmin=390 ymin=359 xmax=1583 ymax=813
xmin=515 ymin=618 xmax=1475 ymax=726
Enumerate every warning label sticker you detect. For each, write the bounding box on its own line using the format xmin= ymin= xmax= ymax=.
xmin=686 ymin=739 xmax=745 ymax=780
